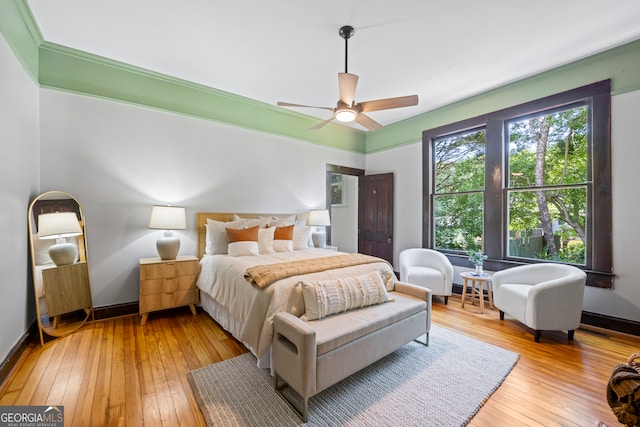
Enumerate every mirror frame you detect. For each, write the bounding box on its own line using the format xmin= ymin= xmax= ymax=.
xmin=28 ymin=191 xmax=94 ymax=345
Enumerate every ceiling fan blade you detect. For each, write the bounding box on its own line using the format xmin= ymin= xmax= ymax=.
xmin=277 ymin=101 xmax=333 ymax=111
xmin=338 ymin=73 xmax=359 ymax=106
xmin=359 ymin=95 xmax=419 ymax=113
xmin=354 ymin=113 xmax=382 ymax=131
xmin=310 ymin=116 xmax=336 ymax=130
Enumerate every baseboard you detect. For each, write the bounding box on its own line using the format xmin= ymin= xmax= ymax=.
xmin=580 ymin=311 xmax=640 ymax=337
xmin=93 ymin=302 xmax=139 ymax=321
xmin=0 ymin=322 xmax=38 ymax=388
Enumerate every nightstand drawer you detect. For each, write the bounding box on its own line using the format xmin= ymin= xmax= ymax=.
xmin=140 ymin=274 xmax=198 ymax=295
xmin=139 ymin=288 xmax=199 ymax=313
xmin=140 ymin=260 xmax=199 ymax=280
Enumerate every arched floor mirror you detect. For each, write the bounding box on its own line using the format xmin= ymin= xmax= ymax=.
xmin=28 ymin=191 xmax=94 ymax=345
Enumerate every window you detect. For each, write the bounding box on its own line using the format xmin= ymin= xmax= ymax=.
xmin=422 ymin=80 xmax=612 ymax=288
xmin=331 ymin=173 xmax=345 ymax=206
xmin=433 ymin=129 xmax=486 ymax=251
xmin=507 ymin=106 xmax=588 ymax=264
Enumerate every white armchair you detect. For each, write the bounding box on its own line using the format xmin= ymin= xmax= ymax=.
xmin=492 ymin=263 xmax=587 ymax=342
xmin=399 ymin=248 xmax=453 ymax=304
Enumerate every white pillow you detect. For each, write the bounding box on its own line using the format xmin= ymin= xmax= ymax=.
xmin=248 ymin=217 xmax=270 ymax=228
xmin=228 ymin=241 xmax=259 ymax=256
xmin=270 ymin=214 xmax=297 ymax=227
xmin=258 ymin=227 xmax=276 ymax=254
xmin=292 ymin=226 xmax=311 ymax=250
xmin=300 ymin=270 xmax=391 ymax=321
xmin=33 ymin=235 xmax=54 ymax=265
xmin=205 ymin=218 xmax=247 ymax=254
xmin=273 ymin=240 xmax=293 ymax=252
xmin=232 ymin=215 xmax=270 ymax=229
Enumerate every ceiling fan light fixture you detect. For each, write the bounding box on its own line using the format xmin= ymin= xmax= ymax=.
xmin=335 ymin=108 xmax=357 ymax=122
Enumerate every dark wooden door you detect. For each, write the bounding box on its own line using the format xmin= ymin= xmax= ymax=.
xmin=358 ymin=173 xmax=394 ymax=264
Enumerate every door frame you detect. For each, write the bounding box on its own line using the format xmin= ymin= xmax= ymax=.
xmin=325 ymin=164 xmax=365 ymax=246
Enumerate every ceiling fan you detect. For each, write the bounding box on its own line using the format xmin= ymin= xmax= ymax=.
xmin=277 ymin=25 xmax=419 ymax=131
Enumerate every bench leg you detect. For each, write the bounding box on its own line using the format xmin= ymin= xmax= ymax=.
xmin=413 ymin=332 xmax=429 ymax=346
xmin=274 ymin=371 xmax=309 ymax=422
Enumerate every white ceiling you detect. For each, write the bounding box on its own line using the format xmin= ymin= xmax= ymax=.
xmin=27 ymin=0 xmax=640 ymax=130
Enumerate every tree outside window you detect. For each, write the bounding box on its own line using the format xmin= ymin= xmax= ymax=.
xmin=507 ymin=106 xmax=587 ymax=264
xmin=433 ymin=129 xmax=485 ymax=252
xmin=422 ymin=80 xmax=612 ymax=288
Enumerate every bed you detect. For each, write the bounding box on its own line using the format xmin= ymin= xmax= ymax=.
xmin=195 ymin=212 xmax=395 ymax=368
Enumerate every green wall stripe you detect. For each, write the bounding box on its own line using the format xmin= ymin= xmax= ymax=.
xmin=366 ymin=38 xmax=640 ymax=153
xmin=0 ymin=0 xmax=42 ymax=83
xmin=38 ymin=42 xmax=366 ymax=153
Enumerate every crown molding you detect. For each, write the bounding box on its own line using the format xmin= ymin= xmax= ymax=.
xmin=37 ymin=41 xmax=366 ymax=153
xmin=0 ymin=0 xmax=42 ymax=82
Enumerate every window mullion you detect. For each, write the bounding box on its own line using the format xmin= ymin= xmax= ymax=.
xmin=483 ymin=119 xmax=504 ymax=261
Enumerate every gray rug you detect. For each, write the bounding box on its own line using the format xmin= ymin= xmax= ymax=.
xmin=187 ymin=325 xmax=519 ymax=426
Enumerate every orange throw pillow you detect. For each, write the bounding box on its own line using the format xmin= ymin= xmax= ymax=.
xmin=226 ymin=225 xmax=259 ymax=242
xmin=273 ymin=224 xmax=294 ymax=240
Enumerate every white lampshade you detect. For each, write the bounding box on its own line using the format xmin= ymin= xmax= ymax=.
xmin=308 ymin=209 xmax=331 ymax=248
xmin=148 ymin=206 xmax=186 ymax=260
xmin=307 ymin=209 xmax=331 ymax=226
xmin=38 ymin=212 xmax=82 ymax=239
xmin=38 ymin=212 xmax=83 ymax=266
xmin=148 ymin=206 xmax=187 ymax=230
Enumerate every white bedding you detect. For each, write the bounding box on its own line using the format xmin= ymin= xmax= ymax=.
xmin=196 ymin=248 xmax=394 ymax=359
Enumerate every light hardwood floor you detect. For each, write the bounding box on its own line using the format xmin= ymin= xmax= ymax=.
xmin=1 ymin=297 xmax=637 ymax=426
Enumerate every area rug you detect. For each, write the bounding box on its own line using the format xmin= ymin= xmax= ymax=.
xmin=187 ymin=324 xmax=519 ymax=426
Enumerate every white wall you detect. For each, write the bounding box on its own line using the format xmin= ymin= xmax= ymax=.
xmin=366 ymin=91 xmax=640 ymax=322
xmin=0 ymin=35 xmax=40 ymax=359
xmin=584 ymin=90 xmax=640 ymax=320
xmin=38 ymin=89 xmax=365 ymax=307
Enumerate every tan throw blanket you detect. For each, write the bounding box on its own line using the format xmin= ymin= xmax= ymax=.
xmin=244 ymin=253 xmax=389 ymax=289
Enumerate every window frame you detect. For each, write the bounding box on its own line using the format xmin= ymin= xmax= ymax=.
xmin=422 ymin=80 xmax=612 ymax=288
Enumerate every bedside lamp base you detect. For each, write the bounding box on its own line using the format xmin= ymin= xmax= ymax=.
xmin=156 ymin=231 xmax=180 ymax=260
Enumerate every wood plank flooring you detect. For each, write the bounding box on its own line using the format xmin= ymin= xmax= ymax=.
xmin=1 ymin=297 xmax=638 ymax=426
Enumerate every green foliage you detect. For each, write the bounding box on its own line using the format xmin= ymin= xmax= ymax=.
xmin=467 ymin=250 xmax=488 ymax=266
xmin=434 ymin=105 xmax=588 ymax=265
xmin=331 ymin=173 xmax=343 ymax=205
xmin=434 ymin=193 xmax=483 ymax=251
xmin=434 ymin=129 xmax=485 ymax=251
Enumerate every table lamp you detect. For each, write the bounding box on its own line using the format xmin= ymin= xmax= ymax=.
xmin=37 ymin=212 xmax=83 ymax=266
xmin=308 ymin=209 xmax=331 ymax=248
xmin=148 ymin=205 xmax=187 ymax=260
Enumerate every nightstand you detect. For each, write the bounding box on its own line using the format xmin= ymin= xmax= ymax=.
xmin=139 ymin=255 xmax=200 ymax=325
xmin=42 ymin=261 xmax=92 ymax=329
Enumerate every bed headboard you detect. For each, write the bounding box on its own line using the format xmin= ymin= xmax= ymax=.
xmin=196 ymin=212 xmax=307 ymax=259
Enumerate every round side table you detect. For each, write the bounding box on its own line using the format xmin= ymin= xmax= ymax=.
xmin=460 ymin=272 xmax=494 ymax=313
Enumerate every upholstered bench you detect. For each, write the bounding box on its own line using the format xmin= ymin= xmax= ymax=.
xmin=272 ymin=279 xmax=431 ymax=421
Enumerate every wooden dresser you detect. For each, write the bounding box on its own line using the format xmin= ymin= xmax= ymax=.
xmin=139 ymin=255 xmax=199 ymax=325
